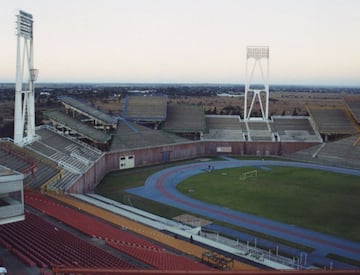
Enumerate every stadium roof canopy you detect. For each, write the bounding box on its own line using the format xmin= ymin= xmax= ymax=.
xmin=307 ymin=107 xmax=359 ymax=135
xmin=163 ymin=104 xmax=206 ymax=133
xmin=59 ymin=96 xmax=117 ymax=126
xmin=122 ymin=95 xmax=167 ymax=122
xmin=44 ymin=110 xmax=111 ymax=144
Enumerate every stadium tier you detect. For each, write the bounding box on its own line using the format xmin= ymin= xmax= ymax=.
xmin=203 ymin=115 xmax=245 ymax=141
xmin=307 ymin=107 xmax=359 ymax=135
xmin=162 ymin=104 xmax=206 ymax=133
xmin=272 ymin=116 xmax=322 ymax=142
xmin=0 ymin=211 xmax=138 ymax=270
xmin=289 ymin=134 xmax=360 ymax=169
xmin=344 ymin=97 xmax=360 ymax=124
xmin=122 ymin=95 xmax=168 ymax=122
xmin=0 ymin=141 xmax=60 ymax=190
xmin=59 ymin=96 xmax=117 ymax=129
xmin=111 ymin=119 xmax=188 ymax=150
xmin=24 ymin=192 xmax=212 ymax=271
xmin=205 ymin=115 xmax=243 ymax=130
xmin=44 ymin=110 xmax=111 ymax=144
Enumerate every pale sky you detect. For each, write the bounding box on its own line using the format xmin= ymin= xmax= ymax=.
xmin=1 ymin=0 xmax=360 ymax=85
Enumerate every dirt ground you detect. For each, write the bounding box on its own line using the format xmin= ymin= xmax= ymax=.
xmin=93 ymin=91 xmax=359 ymax=117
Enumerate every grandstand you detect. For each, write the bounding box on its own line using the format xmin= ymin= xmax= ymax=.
xmin=25 ymin=126 xmax=103 ymax=191
xmin=24 ymin=191 xmax=214 ymax=271
xmin=0 ymin=140 xmax=60 ymax=190
xmin=59 ymin=96 xmax=117 ymax=130
xmin=245 ymin=120 xmax=273 ymax=141
xmin=122 ymin=95 xmax=168 ymax=123
xmin=203 ymin=115 xmax=245 ymax=141
xmin=0 ymin=211 xmax=139 ymax=270
xmin=162 ymin=104 xmax=206 ymax=134
xmin=307 ymin=107 xmax=359 ymax=136
xmin=288 ymin=134 xmax=360 ymax=170
xmin=271 ymin=116 xmax=322 ymax=142
xmin=44 ymin=110 xmax=111 ymax=147
xmin=110 ymin=119 xmax=188 ymax=151
xmin=344 ymin=97 xmax=360 ymax=124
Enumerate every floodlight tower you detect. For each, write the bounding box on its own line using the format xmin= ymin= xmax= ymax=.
xmin=14 ymin=10 xmax=39 ymax=147
xmin=244 ymin=46 xmax=269 ymax=120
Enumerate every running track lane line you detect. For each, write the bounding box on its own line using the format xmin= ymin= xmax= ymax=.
xmin=150 ymin=161 xmax=360 ymax=256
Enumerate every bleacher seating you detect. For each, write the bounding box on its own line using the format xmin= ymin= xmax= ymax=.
xmin=205 ymin=115 xmax=242 ymax=130
xmin=245 ymin=121 xmax=273 ymax=141
xmin=272 ymin=116 xmax=322 ymax=142
xmin=110 ymin=120 xmax=188 ymax=151
xmin=44 ymin=110 xmax=111 ymax=144
xmin=0 ymin=141 xmax=60 ymax=190
xmin=287 ymin=134 xmax=360 ymax=169
xmin=308 ymin=108 xmax=359 ymax=134
xmin=202 ymin=116 xmax=244 ymax=141
xmin=35 ymin=127 xmax=103 ymax=162
xmin=59 ymin=96 xmax=117 ymax=126
xmin=0 ymin=211 xmax=136 ymax=269
xmin=25 ymin=126 xmax=104 ymax=191
xmin=123 ymin=95 xmax=167 ymax=121
xmin=345 ymin=97 xmax=360 ymax=124
xmin=24 ymin=192 xmax=212 ymax=271
xmin=163 ymin=105 xmax=206 ymax=133
xmin=107 ymin=241 xmax=211 ymax=270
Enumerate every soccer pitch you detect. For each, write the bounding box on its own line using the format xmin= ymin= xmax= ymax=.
xmin=177 ymin=166 xmax=360 ymax=242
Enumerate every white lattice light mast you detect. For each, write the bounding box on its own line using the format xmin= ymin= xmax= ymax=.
xmin=244 ymin=46 xmax=269 ymax=120
xmin=14 ymin=10 xmax=38 ymax=147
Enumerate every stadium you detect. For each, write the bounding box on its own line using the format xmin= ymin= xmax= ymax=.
xmin=1 ymin=10 xmax=360 ymax=275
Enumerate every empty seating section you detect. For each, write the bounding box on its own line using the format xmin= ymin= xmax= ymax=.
xmin=203 ymin=129 xmax=245 ymax=141
xmin=124 ymin=95 xmax=167 ymax=121
xmin=36 ymin=127 xmax=103 ymax=162
xmin=0 ymin=143 xmax=32 ymax=173
xmin=51 ymin=193 xmax=256 ymax=270
xmin=45 ymin=170 xmax=80 ymax=192
xmin=345 ymin=98 xmax=360 ymax=123
xmin=272 ymin=117 xmax=321 ymax=142
xmin=107 ymin=241 xmax=211 ymax=270
xmin=163 ymin=105 xmax=206 ymax=132
xmin=0 ymin=141 xmax=60 ymax=189
xmin=246 ymin=121 xmax=269 ymax=131
xmin=26 ymin=127 xmax=103 ymax=189
xmin=44 ymin=110 xmax=111 ymax=144
xmin=206 ymin=116 xmax=242 ymax=130
xmin=111 ymin=120 xmax=187 ymax=150
xmin=0 ymin=211 xmax=136 ymax=269
xmin=203 ymin=116 xmax=244 ymax=140
xmin=290 ymin=135 xmax=360 ymax=169
xmin=308 ymin=108 xmax=358 ymax=134
xmin=246 ymin=121 xmax=273 ymax=141
xmin=24 ymin=192 xmax=212 ymax=271
xmin=59 ymin=96 xmax=117 ymax=125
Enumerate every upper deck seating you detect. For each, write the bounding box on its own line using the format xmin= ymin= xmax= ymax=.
xmin=163 ymin=105 xmax=206 ymax=133
xmin=123 ymin=95 xmax=167 ymax=121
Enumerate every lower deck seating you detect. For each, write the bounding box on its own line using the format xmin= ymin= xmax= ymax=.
xmin=0 ymin=211 xmax=137 ymax=270
xmin=24 ymin=192 xmax=212 ymax=271
xmin=107 ymin=241 xmax=209 ymax=270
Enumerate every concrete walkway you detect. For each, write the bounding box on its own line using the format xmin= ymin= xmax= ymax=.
xmin=127 ymin=159 xmax=360 ymax=269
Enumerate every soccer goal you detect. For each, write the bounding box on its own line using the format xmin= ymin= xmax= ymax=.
xmin=239 ymin=170 xmax=258 ymax=181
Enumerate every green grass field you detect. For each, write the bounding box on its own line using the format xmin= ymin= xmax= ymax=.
xmin=177 ymin=166 xmax=360 ymax=242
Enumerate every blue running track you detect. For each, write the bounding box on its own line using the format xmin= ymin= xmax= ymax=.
xmin=127 ymin=159 xmax=360 ymax=269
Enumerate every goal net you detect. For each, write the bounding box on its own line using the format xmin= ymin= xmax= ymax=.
xmin=239 ymin=170 xmax=258 ymax=181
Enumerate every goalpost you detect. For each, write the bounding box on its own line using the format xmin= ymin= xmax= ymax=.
xmin=239 ymin=170 xmax=258 ymax=181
